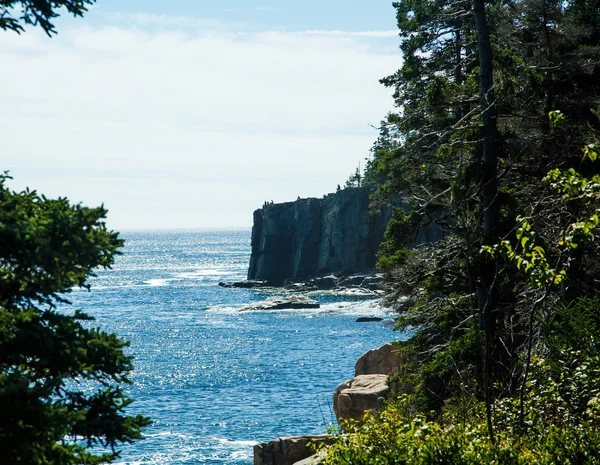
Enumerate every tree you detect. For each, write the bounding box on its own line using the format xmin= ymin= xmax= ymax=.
xmin=344 ymin=165 xmax=363 ymax=188
xmin=0 ymin=0 xmax=95 ymax=36
xmin=365 ymin=0 xmax=600 ymax=434
xmin=0 ymin=174 xmax=150 ymax=464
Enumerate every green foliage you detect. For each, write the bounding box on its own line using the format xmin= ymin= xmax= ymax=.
xmin=361 ymin=0 xmax=600 ymax=458
xmin=372 ymin=0 xmax=600 ymax=425
xmin=324 ymin=336 xmax=600 ymax=464
xmin=483 ymin=112 xmax=600 ymax=289
xmin=482 ymin=216 xmax=567 ymax=287
xmin=322 ymin=393 xmax=600 ymax=465
xmin=548 ymin=110 xmax=565 ymax=128
xmin=544 ymin=297 xmax=600 ymax=358
xmin=0 ymin=174 xmax=150 ymax=464
xmin=344 ymin=166 xmax=362 ymax=189
xmin=323 ymin=295 xmax=600 ymax=464
xmin=376 ymin=208 xmax=420 ymax=271
xmin=0 ymin=0 xmax=96 ymax=36
xmin=363 ymin=123 xmax=397 ymax=189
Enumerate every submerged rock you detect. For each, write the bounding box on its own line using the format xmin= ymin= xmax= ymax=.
xmin=241 ymin=295 xmax=320 ymax=311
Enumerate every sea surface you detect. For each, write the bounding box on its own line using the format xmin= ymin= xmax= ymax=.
xmin=68 ymin=229 xmax=404 ymax=465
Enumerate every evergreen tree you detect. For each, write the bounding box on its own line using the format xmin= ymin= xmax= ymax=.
xmin=0 ymin=174 xmax=150 ymax=464
xmin=344 ymin=165 xmax=363 ymax=188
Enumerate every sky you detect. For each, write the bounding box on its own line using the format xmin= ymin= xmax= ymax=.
xmin=2 ymin=1 xmax=402 ymax=229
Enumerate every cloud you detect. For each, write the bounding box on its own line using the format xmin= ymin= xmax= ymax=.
xmin=214 ymin=7 xmax=283 ymax=12
xmin=0 ymin=19 xmax=401 ymax=229
xmin=303 ymin=29 xmax=398 ymax=38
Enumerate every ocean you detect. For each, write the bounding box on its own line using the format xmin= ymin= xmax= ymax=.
xmin=68 ymin=229 xmax=403 ymax=464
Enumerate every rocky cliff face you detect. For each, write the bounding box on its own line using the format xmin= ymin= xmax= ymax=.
xmin=247 ymin=188 xmax=389 ymax=284
xmin=248 ymin=187 xmax=445 ymax=285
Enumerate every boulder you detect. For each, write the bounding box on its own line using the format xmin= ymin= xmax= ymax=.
xmin=333 ymin=374 xmax=389 ymax=424
xmin=354 ymin=343 xmax=403 ymax=376
xmin=241 ymin=295 xmax=320 ymax=311
xmin=254 ymin=435 xmax=334 ymax=465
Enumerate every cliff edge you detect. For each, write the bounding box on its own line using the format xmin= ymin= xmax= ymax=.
xmin=248 ymin=187 xmax=443 ymax=285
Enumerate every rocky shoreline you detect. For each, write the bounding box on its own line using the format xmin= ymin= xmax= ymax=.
xmin=219 ymin=272 xmax=387 ymax=314
xmin=220 ymin=268 xmax=397 ymax=463
xmin=219 ymin=272 xmax=385 ymax=294
xmin=254 ymin=343 xmax=403 ymax=465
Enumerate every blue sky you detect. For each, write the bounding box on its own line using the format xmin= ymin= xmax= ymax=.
xmin=3 ymin=1 xmax=402 ymax=229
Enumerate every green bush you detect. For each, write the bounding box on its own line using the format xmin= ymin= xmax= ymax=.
xmin=321 ymin=398 xmax=600 ymax=465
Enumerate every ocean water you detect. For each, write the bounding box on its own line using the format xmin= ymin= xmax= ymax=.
xmin=68 ymin=229 xmax=403 ymax=465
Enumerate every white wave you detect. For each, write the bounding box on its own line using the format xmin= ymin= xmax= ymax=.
xmin=111 ymin=435 xmax=255 ymax=464
xmin=207 ymin=298 xmax=395 ymax=318
xmin=143 ymin=430 xmax=197 ymax=440
xmin=144 ymin=278 xmax=171 ymax=287
xmin=310 ymin=299 xmax=394 ymax=317
xmin=308 ymin=288 xmax=384 ymax=298
xmin=212 ymin=437 xmax=255 ymax=462
xmin=206 ymin=305 xmax=245 ymax=315
xmin=173 ymin=269 xmax=238 ymax=279
xmin=213 ymin=437 xmax=257 ymax=447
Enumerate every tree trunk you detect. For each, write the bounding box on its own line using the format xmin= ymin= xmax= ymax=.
xmin=472 ymin=0 xmax=500 ymax=444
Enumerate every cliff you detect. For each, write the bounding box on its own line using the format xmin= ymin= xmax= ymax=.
xmin=248 ymin=187 xmax=442 ymax=285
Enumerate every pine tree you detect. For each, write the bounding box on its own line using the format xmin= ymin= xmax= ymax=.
xmin=0 ymin=175 xmax=151 ymax=464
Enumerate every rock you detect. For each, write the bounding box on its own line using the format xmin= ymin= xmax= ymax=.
xmin=355 ymin=317 xmax=383 ymax=323
xmin=354 ymin=343 xmax=403 ymax=376
xmin=312 ymin=275 xmax=339 ymax=290
xmin=293 ymin=450 xmax=328 ymax=465
xmin=241 ymin=295 xmax=320 ymax=311
xmin=218 ymin=280 xmax=270 ymax=288
xmin=338 ymin=275 xmax=365 ymax=287
xmin=284 ymin=282 xmax=315 ymax=292
xmin=254 ymin=435 xmax=335 ymax=465
xmin=333 ymin=374 xmax=390 ymax=425
xmin=248 ymin=188 xmax=391 ymax=285
xmin=284 ymin=275 xmax=339 ymax=292
xmin=247 ymin=190 xmax=445 ymax=286
xmin=360 ymin=274 xmax=384 ymax=291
